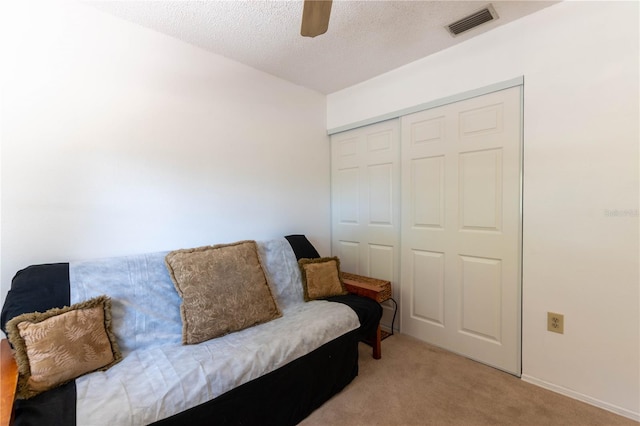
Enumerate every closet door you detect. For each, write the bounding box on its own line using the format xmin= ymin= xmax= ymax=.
xmin=331 ymin=119 xmax=400 ymax=331
xmin=400 ymin=87 xmax=522 ymax=375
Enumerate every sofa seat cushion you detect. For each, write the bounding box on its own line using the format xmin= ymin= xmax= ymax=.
xmin=74 ymin=300 xmax=359 ymax=425
xmin=60 ymin=238 xmax=360 ymax=424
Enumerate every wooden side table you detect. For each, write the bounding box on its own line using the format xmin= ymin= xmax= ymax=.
xmin=341 ymin=272 xmax=394 ymax=359
xmin=1 ymin=339 xmax=18 ymax=426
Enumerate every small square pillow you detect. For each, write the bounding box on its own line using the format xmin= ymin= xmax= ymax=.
xmin=6 ymin=295 xmax=122 ymax=399
xmin=298 ymin=257 xmax=348 ymax=301
xmin=165 ymin=240 xmax=282 ymax=345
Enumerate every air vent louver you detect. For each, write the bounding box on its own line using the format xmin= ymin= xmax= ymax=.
xmin=447 ymin=5 xmax=498 ymax=36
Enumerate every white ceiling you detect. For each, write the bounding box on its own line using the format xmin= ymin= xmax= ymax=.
xmin=88 ymin=1 xmax=559 ymax=94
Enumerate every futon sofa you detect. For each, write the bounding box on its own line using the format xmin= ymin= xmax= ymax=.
xmin=0 ymin=235 xmax=381 ymax=426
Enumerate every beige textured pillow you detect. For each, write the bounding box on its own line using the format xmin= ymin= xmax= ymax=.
xmin=165 ymin=240 xmax=282 ymax=345
xmin=299 ymin=257 xmax=348 ymax=301
xmin=6 ymin=295 xmax=122 ymax=399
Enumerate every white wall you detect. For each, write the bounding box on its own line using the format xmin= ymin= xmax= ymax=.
xmin=0 ymin=1 xmax=331 ymax=307
xmin=327 ymin=1 xmax=639 ymax=420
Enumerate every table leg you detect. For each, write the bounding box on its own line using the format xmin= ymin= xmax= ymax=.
xmin=373 ymin=324 xmax=381 ymax=359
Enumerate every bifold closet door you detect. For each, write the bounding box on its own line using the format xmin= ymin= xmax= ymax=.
xmin=400 ymin=86 xmax=522 ymax=375
xmin=331 ymin=119 xmax=400 ymax=330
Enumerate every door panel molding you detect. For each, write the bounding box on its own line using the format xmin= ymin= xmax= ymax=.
xmin=331 ymin=119 xmax=401 ymax=331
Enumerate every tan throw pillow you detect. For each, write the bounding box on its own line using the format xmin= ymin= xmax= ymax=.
xmin=6 ymin=295 xmax=122 ymax=399
xmin=299 ymin=257 xmax=348 ymax=301
xmin=165 ymin=240 xmax=282 ymax=345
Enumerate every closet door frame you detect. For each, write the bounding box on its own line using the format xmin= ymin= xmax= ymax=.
xmin=328 ymin=77 xmax=524 ymax=349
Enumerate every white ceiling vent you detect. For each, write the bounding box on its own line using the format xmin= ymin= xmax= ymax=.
xmin=447 ymin=5 xmax=499 ymax=36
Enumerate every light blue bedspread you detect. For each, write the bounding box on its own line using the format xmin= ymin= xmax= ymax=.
xmin=68 ymin=238 xmax=359 ymax=425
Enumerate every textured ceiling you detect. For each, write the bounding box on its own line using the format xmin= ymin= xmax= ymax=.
xmin=89 ymin=1 xmax=559 ymax=94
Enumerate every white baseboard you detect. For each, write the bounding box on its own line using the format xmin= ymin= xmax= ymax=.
xmin=521 ymin=374 xmax=640 ymax=422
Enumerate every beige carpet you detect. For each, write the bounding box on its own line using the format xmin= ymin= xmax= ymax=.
xmin=301 ymin=334 xmax=638 ymax=426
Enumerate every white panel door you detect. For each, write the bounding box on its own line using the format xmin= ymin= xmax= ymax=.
xmin=400 ymin=87 xmax=522 ymax=375
xmin=331 ymin=120 xmax=400 ymax=330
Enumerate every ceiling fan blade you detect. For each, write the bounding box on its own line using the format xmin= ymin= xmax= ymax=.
xmin=301 ymin=0 xmax=333 ymax=38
